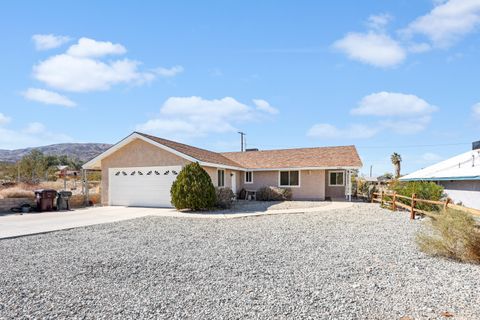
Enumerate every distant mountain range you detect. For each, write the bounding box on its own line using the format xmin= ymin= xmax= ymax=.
xmin=0 ymin=143 xmax=112 ymax=163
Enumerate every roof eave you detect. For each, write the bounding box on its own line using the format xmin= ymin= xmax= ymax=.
xmin=400 ymin=176 xmax=480 ymax=181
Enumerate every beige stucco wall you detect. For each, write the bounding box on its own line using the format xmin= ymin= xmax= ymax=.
xmin=204 ymin=167 xmax=242 ymax=193
xmin=238 ymin=170 xmax=326 ymax=200
xmin=324 ymin=169 xmax=346 ymax=199
xmin=100 ymin=138 xmax=190 ymax=205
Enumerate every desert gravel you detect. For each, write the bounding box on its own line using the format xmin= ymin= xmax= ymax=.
xmin=206 ymin=200 xmax=331 ymax=214
xmin=1 ymin=203 xmax=479 ymax=319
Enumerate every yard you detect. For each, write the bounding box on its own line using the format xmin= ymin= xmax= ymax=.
xmin=1 ymin=203 xmax=479 ymax=319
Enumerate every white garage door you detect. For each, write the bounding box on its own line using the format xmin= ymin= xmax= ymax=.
xmin=109 ymin=166 xmax=181 ymax=207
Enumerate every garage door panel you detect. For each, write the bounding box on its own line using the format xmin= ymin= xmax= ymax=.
xmin=109 ymin=166 xmax=181 ymax=207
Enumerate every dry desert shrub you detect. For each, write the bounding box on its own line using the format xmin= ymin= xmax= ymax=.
xmin=417 ymin=209 xmax=480 ymax=264
xmin=0 ymin=187 xmax=35 ymax=199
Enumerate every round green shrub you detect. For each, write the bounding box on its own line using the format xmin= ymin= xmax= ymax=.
xmin=170 ymin=162 xmax=216 ymax=210
xmin=391 ymin=181 xmax=444 ymax=211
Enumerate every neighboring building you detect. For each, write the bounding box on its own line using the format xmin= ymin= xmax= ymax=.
xmin=400 ymin=141 xmax=480 ymax=209
xmin=82 ymin=132 xmax=362 ymax=207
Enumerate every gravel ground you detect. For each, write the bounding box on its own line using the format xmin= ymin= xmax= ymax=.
xmin=1 ymin=203 xmax=479 ymax=319
xmin=205 ymin=200 xmax=331 ymax=214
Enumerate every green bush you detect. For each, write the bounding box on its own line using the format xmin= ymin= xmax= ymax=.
xmin=256 ymin=186 xmax=292 ymax=201
xmin=215 ymin=187 xmax=235 ymax=209
xmin=391 ymin=181 xmax=444 ymax=212
xmin=417 ymin=209 xmax=480 ymax=264
xmin=357 ymin=179 xmax=377 ymax=202
xmin=170 ymin=162 xmax=216 ymax=210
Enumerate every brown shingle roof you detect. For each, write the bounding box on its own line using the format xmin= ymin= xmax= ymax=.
xmin=135 ymin=132 xmax=243 ymax=168
xmin=221 ymin=146 xmax=362 ymax=169
xmin=137 ymin=132 xmax=362 ymax=169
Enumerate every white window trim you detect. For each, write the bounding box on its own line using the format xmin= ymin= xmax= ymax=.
xmin=217 ymin=169 xmax=225 ymax=187
xmin=244 ymin=171 xmax=254 ymax=184
xmin=278 ymin=170 xmax=301 ymax=188
xmin=328 ymin=170 xmax=345 ymax=187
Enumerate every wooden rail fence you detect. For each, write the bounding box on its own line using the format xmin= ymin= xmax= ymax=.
xmin=371 ymin=191 xmax=480 ymax=219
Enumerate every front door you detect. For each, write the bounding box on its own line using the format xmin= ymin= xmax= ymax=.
xmin=231 ymin=172 xmax=237 ymax=194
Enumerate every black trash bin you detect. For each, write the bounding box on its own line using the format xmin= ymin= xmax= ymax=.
xmin=34 ymin=189 xmax=57 ymax=212
xmin=57 ymin=191 xmax=72 ymax=211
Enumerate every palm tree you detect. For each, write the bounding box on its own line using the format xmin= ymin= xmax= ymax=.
xmin=391 ymin=152 xmax=402 ymax=179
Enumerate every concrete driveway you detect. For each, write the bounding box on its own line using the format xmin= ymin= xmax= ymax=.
xmin=0 ymin=206 xmax=176 ymax=239
xmin=0 ymin=202 xmax=353 ymax=239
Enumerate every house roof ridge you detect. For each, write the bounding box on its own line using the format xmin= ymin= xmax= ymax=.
xmin=134 ymin=131 xmax=245 ymax=168
xmin=134 ymin=131 xmax=218 ymax=154
xmin=221 ymin=144 xmax=356 ymax=154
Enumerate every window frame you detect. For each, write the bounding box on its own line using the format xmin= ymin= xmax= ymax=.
xmin=244 ymin=171 xmax=253 ymax=184
xmin=328 ymin=170 xmax=345 ymax=187
xmin=217 ymin=169 xmax=225 ymax=187
xmin=278 ymin=170 xmax=301 ymax=188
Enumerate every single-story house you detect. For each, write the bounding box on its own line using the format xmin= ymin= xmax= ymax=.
xmin=400 ymin=141 xmax=480 ymax=209
xmin=82 ymin=132 xmax=363 ymax=207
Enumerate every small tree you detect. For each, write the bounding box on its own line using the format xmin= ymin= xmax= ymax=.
xmin=170 ymin=162 xmax=216 ymax=210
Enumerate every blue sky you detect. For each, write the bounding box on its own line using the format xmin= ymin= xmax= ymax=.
xmin=1 ymin=0 xmax=479 ymax=176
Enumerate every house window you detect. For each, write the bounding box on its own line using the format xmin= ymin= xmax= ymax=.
xmin=279 ymin=171 xmax=299 ymax=187
xmin=217 ymin=170 xmax=225 ymax=187
xmin=245 ymin=171 xmax=253 ymax=183
xmin=329 ymin=171 xmax=345 ymax=186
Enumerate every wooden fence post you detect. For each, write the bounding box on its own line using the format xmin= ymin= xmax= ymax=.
xmin=381 ymin=191 xmax=385 ymax=207
xmin=392 ymin=192 xmax=397 ymax=211
xmin=444 ymin=198 xmax=450 ymax=211
xmin=410 ymin=193 xmax=416 ymax=220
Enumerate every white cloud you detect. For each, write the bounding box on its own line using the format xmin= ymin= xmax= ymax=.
xmin=66 ymin=37 xmax=126 ymax=57
xmin=366 ymin=13 xmax=393 ymax=30
xmin=23 ymin=122 xmax=46 ymax=134
xmin=30 ymin=37 xmax=178 ymax=94
xmin=380 ymin=116 xmax=432 ymax=134
xmin=253 ymin=99 xmax=279 ymax=114
xmin=0 ymin=116 xmax=72 ymax=149
xmin=33 ymin=54 xmax=154 ymax=92
xmin=472 ymin=102 xmax=480 ymax=119
xmin=22 ymin=88 xmax=76 ymax=107
xmin=136 ymin=96 xmax=277 ymax=139
xmin=402 ymin=0 xmax=480 ymax=47
xmin=333 ymin=32 xmax=406 ymax=67
xmin=351 ymin=92 xmax=437 ymax=116
xmin=32 ymin=34 xmax=71 ymax=50
xmin=313 ymin=92 xmax=438 ymax=139
xmin=407 ymin=42 xmax=432 ymax=53
xmin=154 ymin=65 xmax=184 ymax=77
xmin=307 ymin=123 xmax=379 ymax=139
xmin=0 ymin=113 xmax=11 ymax=125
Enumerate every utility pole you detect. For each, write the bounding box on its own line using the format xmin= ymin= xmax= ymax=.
xmin=370 ymin=165 xmax=372 ymax=177
xmin=238 ymin=131 xmax=246 ymax=152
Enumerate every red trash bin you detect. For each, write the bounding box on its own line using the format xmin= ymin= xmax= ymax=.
xmin=34 ymin=189 xmax=58 ymax=212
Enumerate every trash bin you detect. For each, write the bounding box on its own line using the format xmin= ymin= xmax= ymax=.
xmin=34 ymin=189 xmax=57 ymax=212
xmin=57 ymin=191 xmax=72 ymax=211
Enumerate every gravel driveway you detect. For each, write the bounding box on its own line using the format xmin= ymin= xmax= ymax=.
xmin=1 ymin=203 xmax=479 ymax=319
